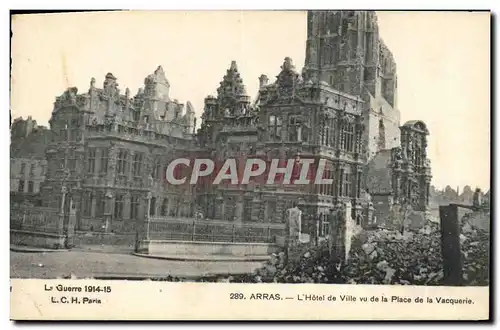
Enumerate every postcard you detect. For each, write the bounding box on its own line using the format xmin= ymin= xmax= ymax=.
xmin=9 ymin=10 xmax=491 ymax=321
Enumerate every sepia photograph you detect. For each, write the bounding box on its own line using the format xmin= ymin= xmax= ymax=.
xmin=9 ymin=9 xmax=491 ymax=320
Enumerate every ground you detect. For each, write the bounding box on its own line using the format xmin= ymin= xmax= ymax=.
xmin=10 ymin=249 xmax=264 ymax=279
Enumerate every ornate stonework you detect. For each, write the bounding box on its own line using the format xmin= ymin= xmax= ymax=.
xmin=16 ymin=11 xmax=432 ymax=239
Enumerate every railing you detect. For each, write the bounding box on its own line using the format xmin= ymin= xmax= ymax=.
xmin=147 ymin=217 xmax=286 ymax=244
xmin=10 ymin=205 xmax=60 ymax=234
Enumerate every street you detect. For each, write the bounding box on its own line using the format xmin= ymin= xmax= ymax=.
xmin=10 ymin=250 xmax=264 ymax=279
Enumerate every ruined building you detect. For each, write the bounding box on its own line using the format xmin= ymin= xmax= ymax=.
xmin=39 ymin=67 xmax=197 ymax=232
xmin=13 ymin=10 xmax=431 ymax=236
xmin=10 ymin=117 xmax=55 ymax=200
xmin=302 ymin=11 xmax=401 ymax=160
xmin=197 ymin=57 xmax=368 ymax=232
xmin=365 ymin=120 xmax=432 ymax=228
xmin=300 ymin=10 xmax=431 ymax=229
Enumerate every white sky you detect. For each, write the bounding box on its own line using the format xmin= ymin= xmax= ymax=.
xmin=10 ymin=11 xmax=490 ymax=190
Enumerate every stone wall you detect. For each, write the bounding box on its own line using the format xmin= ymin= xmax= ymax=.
xmin=142 ymin=240 xmax=280 ymax=257
xmin=11 ymin=230 xmax=66 ymax=249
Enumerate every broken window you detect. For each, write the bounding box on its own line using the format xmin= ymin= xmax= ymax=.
xmin=100 ymin=148 xmax=109 ymax=174
xmin=288 ymin=115 xmax=302 ymax=142
xmin=82 ymin=191 xmax=93 ymax=217
xmin=130 ymin=195 xmax=140 ymax=220
xmin=27 ymin=181 xmax=34 ymax=193
xmin=243 ymin=198 xmax=253 ymax=222
xmin=341 ymin=121 xmax=355 ymax=152
xmin=149 ymin=197 xmax=156 ymax=217
xmin=342 ymin=170 xmax=352 ymax=197
xmin=132 ymin=153 xmax=143 ymax=177
xmin=117 ymin=149 xmax=128 ymax=175
xmin=114 ymin=194 xmax=124 ymax=220
xmin=95 ymin=191 xmax=105 ymax=217
xmin=87 ymin=148 xmax=96 ymax=173
xmin=18 ymin=180 xmax=25 ymax=192
xmin=268 ymin=115 xmax=282 ymax=141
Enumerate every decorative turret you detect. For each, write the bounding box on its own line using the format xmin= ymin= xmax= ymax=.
xmin=276 ymin=57 xmax=301 ymax=99
xmin=103 ymin=72 xmax=119 ymax=96
xmin=258 ymin=74 xmax=269 ymax=89
xmin=215 ymin=61 xmax=251 ymax=117
xmin=202 ymin=95 xmax=217 ymax=120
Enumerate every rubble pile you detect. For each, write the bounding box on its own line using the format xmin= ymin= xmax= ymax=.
xmin=225 ymin=216 xmax=489 ymax=285
xmin=228 ymin=242 xmax=338 ymax=284
xmin=460 ymin=213 xmax=490 ymax=285
xmin=340 ymin=224 xmax=444 ymax=285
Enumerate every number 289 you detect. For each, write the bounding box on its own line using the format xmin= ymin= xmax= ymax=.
xmin=229 ymin=293 xmax=245 ymax=299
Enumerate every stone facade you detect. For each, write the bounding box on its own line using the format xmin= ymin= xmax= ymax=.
xmin=197 ymin=57 xmax=368 ymax=234
xmin=39 ymin=67 xmax=197 ymax=233
xmin=13 ymin=10 xmax=432 ymax=239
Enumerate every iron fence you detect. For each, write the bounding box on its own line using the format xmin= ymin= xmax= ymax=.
xmin=147 ymin=217 xmax=286 ymax=244
xmin=10 ymin=205 xmax=60 ymax=234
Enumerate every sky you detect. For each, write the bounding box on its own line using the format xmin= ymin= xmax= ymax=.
xmin=10 ymin=11 xmax=490 ymax=190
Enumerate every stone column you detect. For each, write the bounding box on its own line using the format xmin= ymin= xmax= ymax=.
xmin=107 ymin=143 xmax=118 ymax=184
xmin=284 ymin=206 xmax=302 ymax=263
xmin=356 ymin=168 xmax=362 ymax=199
xmin=91 ymin=193 xmax=97 ymax=219
xmin=145 ymin=192 xmax=152 ymax=240
xmin=58 ymin=185 xmax=68 ymax=237
xmin=327 ymin=206 xmax=339 ymax=262
xmin=104 ymin=191 xmax=113 ymax=233
xmin=315 ymin=214 xmax=320 ymax=245
xmin=65 ymin=195 xmax=77 ymax=249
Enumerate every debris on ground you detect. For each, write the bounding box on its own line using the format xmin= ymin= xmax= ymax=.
xmin=221 ymin=215 xmax=489 ymax=285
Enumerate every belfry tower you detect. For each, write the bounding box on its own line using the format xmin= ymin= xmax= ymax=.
xmin=303 ymin=11 xmax=401 ymax=159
